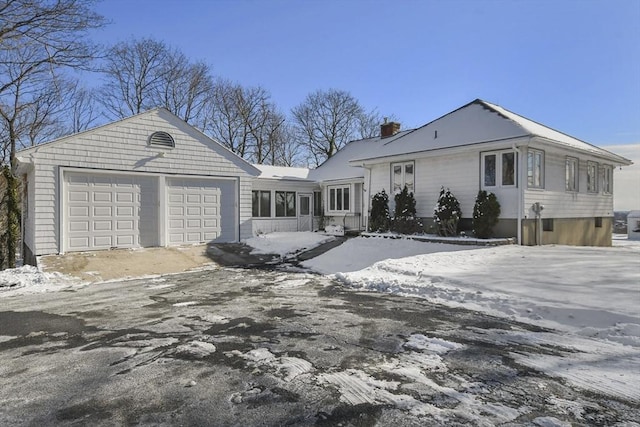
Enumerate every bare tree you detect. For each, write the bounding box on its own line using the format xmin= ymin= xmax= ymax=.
xmin=99 ymin=38 xmax=168 ymax=118
xmin=66 ymin=82 xmax=101 ymax=133
xmin=0 ymin=0 xmax=104 ymax=269
xmin=100 ymin=37 xmax=215 ymax=128
xmin=291 ymin=89 xmax=368 ymax=166
xmin=205 ymin=80 xmax=288 ymax=165
xmin=206 ymin=79 xmax=251 ymax=157
xmin=155 ymin=52 xmax=214 ymax=127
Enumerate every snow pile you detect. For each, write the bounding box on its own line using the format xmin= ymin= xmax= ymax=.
xmin=243 ymin=232 xmax=334 ymax=257
xmin=0 ymin=265 xmax=83 ymax=296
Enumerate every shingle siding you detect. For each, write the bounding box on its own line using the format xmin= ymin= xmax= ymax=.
xmin=19 ymin=109 xmax=257 ymax=255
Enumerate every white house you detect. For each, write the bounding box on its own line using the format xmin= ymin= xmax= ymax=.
xmin=17 ymin=108 xmax=259 ymax=265
xmin=249 ymin=99 xmax=632 ymax=246
xmin=18 ymin=100 xmax=633 ymax=264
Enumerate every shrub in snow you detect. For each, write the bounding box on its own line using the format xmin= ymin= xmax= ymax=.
xmin=472 ymin=190 xmax=501 ymax=238
xmin=369 ymin=190 xmax=390 ymax=232
xmin=434 ymin=187 xmax=461 ymax=237
xmin=391 ymin=186 xmax=423 ymax=234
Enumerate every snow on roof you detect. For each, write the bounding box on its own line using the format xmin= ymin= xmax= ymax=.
xmin=254 ymin=164 xmax=313 ymax=180
xmin=350 ymin=99 xmax=632 ymax=165
xmin=482 ymin=100 xmax=632 ymax=164
xmin=310 ymin=130 xmax=413 ymax=182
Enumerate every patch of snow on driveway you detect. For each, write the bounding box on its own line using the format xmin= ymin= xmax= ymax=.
xmin=243 ymin=232 xmax=334 ymax=257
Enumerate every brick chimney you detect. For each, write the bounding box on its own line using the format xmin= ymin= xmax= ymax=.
xmin=380 ymin=118 xmax=401 ymax=138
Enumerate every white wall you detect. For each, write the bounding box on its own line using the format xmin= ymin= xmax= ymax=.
xmin=523 ymin=145 xmax=615 ymax=219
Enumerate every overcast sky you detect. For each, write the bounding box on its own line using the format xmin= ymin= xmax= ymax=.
xmin=90 ymin=0 xmax=639 ymax=209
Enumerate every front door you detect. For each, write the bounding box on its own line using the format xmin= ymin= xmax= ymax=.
xmin=298 ymin=193 xmax=312 ymax=232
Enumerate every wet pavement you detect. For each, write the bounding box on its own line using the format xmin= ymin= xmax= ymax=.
xmin=0 ymin=266 xmax=638 ymax=426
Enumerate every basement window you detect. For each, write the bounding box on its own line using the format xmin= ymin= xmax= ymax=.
xmin=542 ymin=219 xmax=554 ymax=232
xmin=148 ymin=131 xmax=175 ymax=148
xmin=595 ymin=217 xmax=603 ymax=228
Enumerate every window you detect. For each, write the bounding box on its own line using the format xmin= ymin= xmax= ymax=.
xmin=527 ymin=149 xmax=544 ymax=188
xmin=148 ymin=131 xmax=175 ymax=148
xmin=587 ymin=161 xmax=598 ymax=193
xmin=502 ymin=152 xmax=515 ymax=186
xmin=565 ymin=157 xmax=578 ymax=192
xmin=252 ymin=190 xmax=271 ymax=217
xmin=275 ymin=191 xmax=296 ymax=217
xmin=542 ymin=218 xmax=554 ymax=232
xmin=602 ymin=165 xmax=613 ymax=194
xmin=313 ymin=191 xmax=322 ymax=216
xmin=595 ymin=217 xmax=603 ymax=228
xmin=482 ymin=151 xmax=516 ymax=188
xmin=392 ymin=162 xmax=414 ymax=194
xmin=328 ymin=185 xmax=350 ymax=212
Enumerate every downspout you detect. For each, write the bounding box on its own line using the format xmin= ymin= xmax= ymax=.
xmin=366 ymin=164 xmax=372 ymax=232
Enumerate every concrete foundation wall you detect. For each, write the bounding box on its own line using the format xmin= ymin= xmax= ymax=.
xmin=522 ymin=217 xmax=612 ymax=246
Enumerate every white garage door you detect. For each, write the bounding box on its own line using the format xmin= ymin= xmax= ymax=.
xmin=167 ymin=178 xmax=236 ymax=245
xmin=65 ymin=172 xmax=158 ymax=251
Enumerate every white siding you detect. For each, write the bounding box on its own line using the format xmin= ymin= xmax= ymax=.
xmin=21 ymin=109 xmax=256 ymax=255
xmin=368 ymin=151 xmax=497 ymax=220
xmin=524 ymin=146 xmax=614 ymax=218
xmin=250 ymin=178 xmax=320 ymax=235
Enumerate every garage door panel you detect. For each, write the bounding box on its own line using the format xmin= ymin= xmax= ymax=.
xmin=93 ymin=192 xmax=112 ymax=202
xmin=93 ymin=206 xmax=112 ymax=216
xmin=116 ymin=192 xmax=134 ymax=203
xmin=116 ymin=206 xmax=134 ymax=216
xmin=167 ymin=178 xmax=232 ymax=245
xmin=169 ymin=194 xmax=184 ymax=203
xmin=70 ymin=206 xmax=89 ymax=217
xmin=93 ymin=221 xmax=112 ymax=231
xmin=93 ymin=236 xmax=113 ymax=247
xmin=65 ymin=172 xmax=158 ymax=252
xmin=69 ymin=191 xmax=89 ymax=202
xmin=186 ymin=206 xmax=201 ymax=216
xmin=69 ymin=237 xmax=89 ymax=249
xmin=69 ymin=221 xmax=89 ymax=232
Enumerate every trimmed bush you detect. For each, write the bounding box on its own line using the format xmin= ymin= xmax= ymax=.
xmin=369 ymin=190 xmax=390 ymax=232
xmin=433 ymin=187 xmax=461 ymax=237
xmin=391 ymin=186 xmax=423 ymax=234
xmin=473 ymin=190 xmax=501 ymax=238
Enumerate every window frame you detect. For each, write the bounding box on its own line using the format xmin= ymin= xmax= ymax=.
xmin=391 ymin=161 xmax=415 ymax=195
xmin=275 ymin=191 xmax=296 ymax=217
xmin=602 ymin=164 xmax=613 ymax=194
xmin=251 ymin=190 xmax=271 ymax=218
xmin=327 ymin=184 xmax=351 ymax=214
xmin=313 ymin=191 xmax=322 ymax=216
xmin=587 ymin=161 xmax=598 ymax=193
xmin=565 ymin=156 xmax=579 ymax=192
xmin=527 ymin=149 xmax=545 ymax=189
xmin=481 ymin=150 xmax=517 ymax=189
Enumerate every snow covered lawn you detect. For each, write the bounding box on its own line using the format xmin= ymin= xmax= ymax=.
xmin=303 ymin=234 xmax=640 ymax=402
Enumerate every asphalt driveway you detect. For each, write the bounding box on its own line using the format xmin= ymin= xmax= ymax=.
xmin=0 ymin=267 xmax=637 ymax=426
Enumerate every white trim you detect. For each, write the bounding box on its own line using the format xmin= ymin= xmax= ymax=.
xmin=326 ymin=183 xmax=352 ymax=214
xmin=481 ymin=149 xmax=517 ymax=190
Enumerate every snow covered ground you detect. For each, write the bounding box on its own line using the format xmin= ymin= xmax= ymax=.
xmin=1 ymin=231 xmax=639 ymax=406
xmin=302 ymin=234 xmax=640 ymax=403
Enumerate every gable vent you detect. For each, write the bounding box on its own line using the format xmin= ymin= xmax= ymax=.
xmin=148 ymin=131 xmax=175 ymax=148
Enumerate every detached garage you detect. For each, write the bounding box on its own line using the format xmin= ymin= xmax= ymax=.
xmin=17 ymin=108 xmax=259 ymax=265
